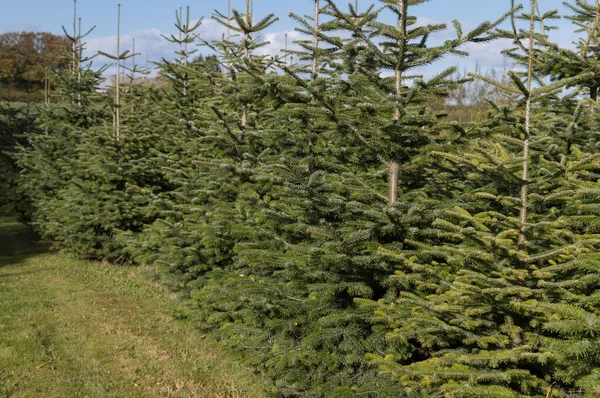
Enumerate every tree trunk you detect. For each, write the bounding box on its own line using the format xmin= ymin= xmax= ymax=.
xmin=115 ymin=4 xmax=121 ymax=144
xmin=519 ymin=0 xmax=535 ymax=251
xmin=241 ymin=0 xmax=252 ymax=129
xmin=388 ymin=162 xmax=399 ymax=205
xmin=389 ymin=0 xmax=406 ymax=205
xmin=311 ymin=0 xmax=319 ymax=81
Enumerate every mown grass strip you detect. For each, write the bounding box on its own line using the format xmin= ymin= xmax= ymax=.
xmin=0 ymin=220 xmax=264 ymax=398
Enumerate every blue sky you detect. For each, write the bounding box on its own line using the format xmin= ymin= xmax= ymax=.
xmin=0 ymin=0 xmax=570 ymax=35
xmin=0 ymin=0 xmax=580 ymax=76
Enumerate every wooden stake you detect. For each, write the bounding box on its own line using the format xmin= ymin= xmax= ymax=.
xmin=389 ymin=0 xmax=407 ymax=205
xmin=241 ymin=0 xmax=252 ymax=128
xmin=77 ymin=17 xmax=82 ymax=107
xmin=311 ymin=0 xmax=319 ymax=81
xmin=144 ymin=55 xmax=148 ymax=83
xmin=227 ymin=0 xmax=232 ymax=75
xmin=389 ymin=162 xmax=399 ymax=207
xmin=116 ymin=3 xmax=121 ymax=144
xmin=184 ymin=6 xmax=189 ymax=96
xmin=132 ymin=38 xmax=136 ymax=84
xmin=284 ymin=32 xmax=288 ymax=65
xmin=72 ymin=0 xmax=77 ymax=77
xmin=178 ymin=7 xmax=183 ymax=63
xmin=228 ymin=0 xmax=231 ymax=43
xmin=519 ymin=0 xmax=535 ymax=250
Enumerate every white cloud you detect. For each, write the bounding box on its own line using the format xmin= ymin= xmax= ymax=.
xmin=415 ymin=16 xmax=440 ymax=27
xmin=255 ymin=30 xmax=306 ymax=59
xmin=83 ymin=16 xmax=574 ymax=83
xmin=83 ymin=18 xmax=228 ymax=75
xmin=253 ymin=25 xmax=513 ymax=79
xmin=461 ymin=39 xmax=514 ymax=68
xmin=415 ymin=16 xmax=457 ymax=41
xmin=410 ymin=39 xmax=514 ymax=79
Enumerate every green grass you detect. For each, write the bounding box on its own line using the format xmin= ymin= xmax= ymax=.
xmin=0 ymin=219 xmax=265 ymax=398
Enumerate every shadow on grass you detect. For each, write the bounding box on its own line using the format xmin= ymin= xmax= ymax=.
xmin=0 ymin=217 xmax=44 ymax=268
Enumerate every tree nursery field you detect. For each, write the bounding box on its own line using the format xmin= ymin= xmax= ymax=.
xmin=2 ymin=0 xmax=600 ymax=396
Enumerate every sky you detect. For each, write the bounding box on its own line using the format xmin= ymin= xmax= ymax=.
xmin=0 ymin=0 xmax=582 ymax=77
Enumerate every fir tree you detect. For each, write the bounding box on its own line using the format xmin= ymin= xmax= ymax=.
xmin=180 ymin=1 xmax=511 ymax=396
xmin=0 ymin=104 xmax=34 ymax=216
xmin=124 ymin=1 xmax=280 ymax=289
xmin=15 ymin=0 xmax=600 ymax=396
xmin=361 ymin=1 xmax=600 ymax=396
xmin=532 ymin=0 xmax=600 ymax=102
xmin=15 ymin=2 xmax=111 ymax=244
xmin=17 ymin=3 xmax=169 ymax=260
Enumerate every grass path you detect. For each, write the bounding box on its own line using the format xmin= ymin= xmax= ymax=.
xmin=0 ymin=219 xmax=264 ymax=398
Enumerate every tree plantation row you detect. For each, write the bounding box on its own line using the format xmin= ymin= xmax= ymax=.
xmin=4 ymin=0 xmax=600 ymax=396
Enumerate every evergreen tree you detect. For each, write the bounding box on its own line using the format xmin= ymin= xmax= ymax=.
xmin=532 ymin=0 xmax=600 ymax=102
xmin=362 ymin=1 xmax=600 ymax=396
xmin=0 ymin=104 xmax=34 ymax=216
xmin=15 ymin=3 xmax=111 ymax=244
xmin=14 ymin=0 xmax=600 ymax=396
xmin=181 ymin=1 xmax=511 ymax=396
xmin=17 ymin=3 xmax=167 ymax=260
xmin=123 ymin=1 xmax=280 ymax=289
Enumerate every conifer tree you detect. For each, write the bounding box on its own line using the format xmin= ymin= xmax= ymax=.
xmin=53 ymin=2 xmax=177 ymax=260
xmin=15 ymin=2 xmax=111 ymax=242
xmin=177 ymin=1 xmax=512 ymax=396
xmin=16 ymin=0 xmax=600 ymax=395
xmin=532 ymin=0 xmax=600 ymax=102
xmin=17 ymin=2 xmax=170 ymax=260
xmin=0 ymin=104 xmax=34 ymax=216
xmin=160 ymin=6 xmax=202 ymax=98
xmin=124 ymin=1 xmax=280 ymax=288
xmin=361 ymin=1 xmax=600 ymax=396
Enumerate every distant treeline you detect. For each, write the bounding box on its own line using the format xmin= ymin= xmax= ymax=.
xmin=0 ymin=32 xmax=69 ymax=102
